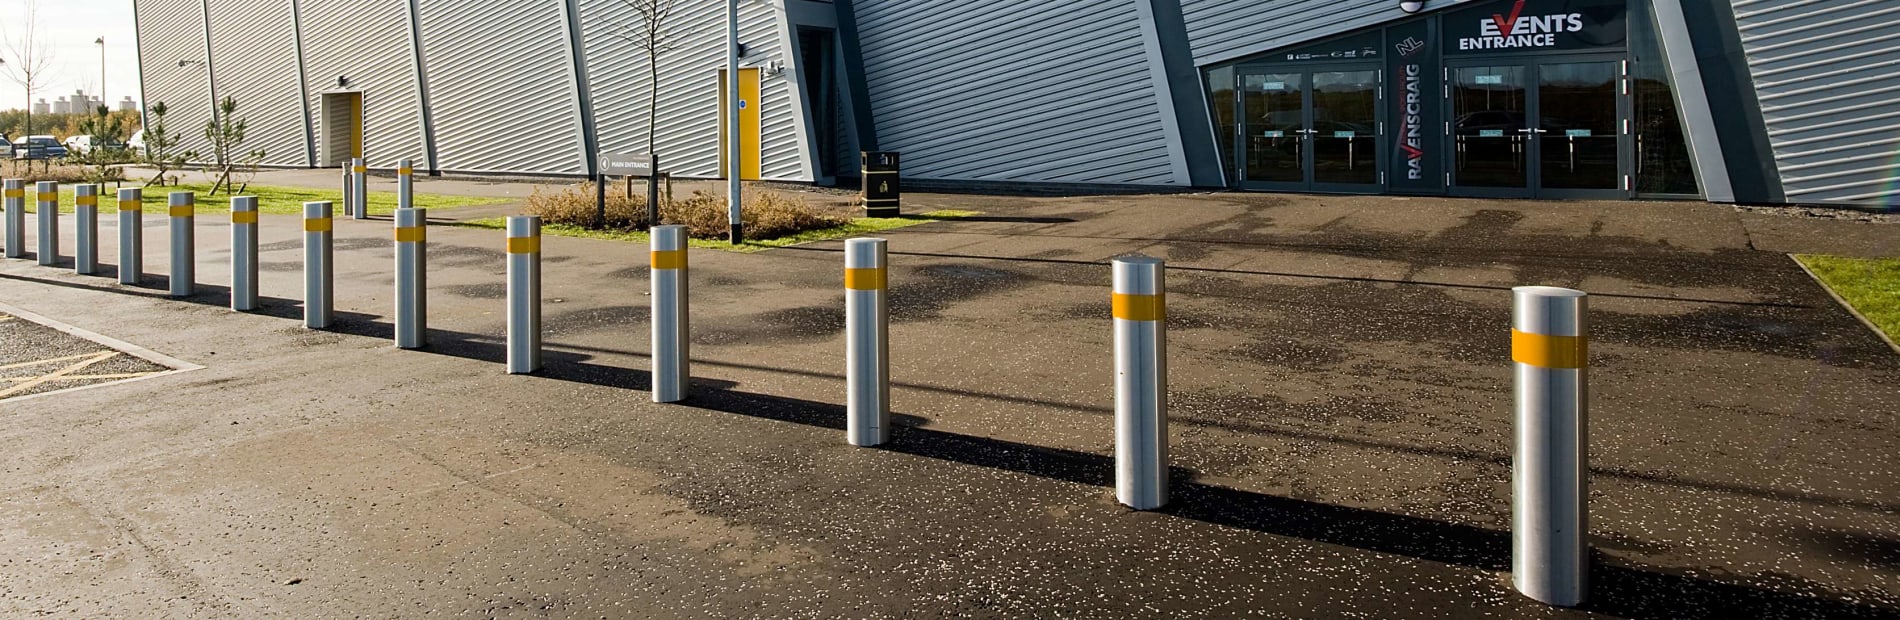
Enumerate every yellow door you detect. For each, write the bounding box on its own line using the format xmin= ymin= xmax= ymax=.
xmin=350 ymin=92 xmax=364 ymax=160
xmin=718 ymin=68 xmax=763 ymax=180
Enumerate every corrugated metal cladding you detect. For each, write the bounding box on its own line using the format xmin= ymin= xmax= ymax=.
xmin=1732 ymin=0 xmax=1900 ymax=206
xmin=853 ymin=0 xmax=1179 ymax=184
xmin=135 ymin=0 xmax=217 ymax=158
xmin=419 ymin=0 xmax=585 ymax=175
xmin=1180 ymin=0 xmax=1473 ymax=65
xmin=579 ymin=0 xmax=802 ymax=180
xmin=205 ymin=0 xmax=307 ymax=167
xmin=294 ymin=0 xmax=426 ymax=169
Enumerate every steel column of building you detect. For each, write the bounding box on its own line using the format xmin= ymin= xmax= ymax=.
xmin=351 ymin=157 xmax=368 ymax=219
xmin=230 ymin=196 xmax=260 ymax=311
xmin=505 ymin=216 xmax=542 ymax=374
xmin=117 ymin=188 xmax=143 ymax=284
xmin=167 ymin=191 xmax=195 ymax=297
xmin=73 ymin=184 xmax=100 ymax=275
xmin=1511 ymin=286 xmax=1590 ymax=607
xmin=303 ymin=201 xmax=334 ymax=329
xmin=1112 ymin=254 xmax=1168 ymax=511
xmin=650 ymin=225 xmax=690 ymax=403
xmin=36 ymin=182 xmax=59 ymax=266
xmin=726 ymin=0 xmax=743 ymax=244
xmin=3 ymin=180 xmax=22 ymax=258
xmin=844 ymin=237 xmax=890 ymax=447
xmin=394 ymin=208 xmax=427 ymax=349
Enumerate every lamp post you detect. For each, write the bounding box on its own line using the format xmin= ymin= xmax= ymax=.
xmin=95 ymin=37 xmax=105 ymax=109
xmin=726 ymin=0 xmax=743 ymax=244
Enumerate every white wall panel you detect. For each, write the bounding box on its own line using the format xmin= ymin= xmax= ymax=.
xmin=1181 ymin=0 xmax=1473 ymax=66
xmin=853 ymin=0 xmax=1178 ymax=185
xmin=206 ymin=0 xmax=309 ymax=166
xmin=135 ymin=0 xmax=217 ymax=159
xmin=417 ymin=0 xmax=586 ymax=175
xmin=579 ymin=0 xmax=804 ymax=180
xmin=1733 ymin=0 xmax=1900 ymax=206
xmin=296 ymin=0 xmax=425 ymax=169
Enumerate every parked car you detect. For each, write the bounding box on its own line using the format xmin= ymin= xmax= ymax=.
xmin=0 ymin=136 xmax=13 ymax=158
xmin=13 ymin=135 xmax=69 ymax=160
xmin=126 ymin=129 xmax=145 ymax=156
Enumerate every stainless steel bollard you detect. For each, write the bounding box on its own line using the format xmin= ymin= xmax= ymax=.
xmin=398 ymin=159 xmax=414 ymax=211
xmin=3 ymin=179 xmax=23 ymax=258
xmin=167 ymin=191 xmax=195 ymax=297
xmin=1512 ymin=286 xmax=1590 ymax=607
xmin=341 ymin=165 xmax=355 ymax=218
xmin=845 ymin=238 xmax=890 ymax=446
xmin=351 ymin=157 xmax=368 ymax=220
xmin=303 ymin=201 xmax=334 ymax=329
xmin=650 ymin=225 xmax=690 ymax=402
xmin=36 ymin=182 xmax=58 ymax=266
xmin=230 ymin=196 xmax=260 ymax=311
xmin=506 ymin=216 xmax=541 ymax=374
xmin=1112 ymin=255 xmax=1168 ymax=510
xmin=118 ymin=188 xmax=143 ymax=284
xmin=74 ymin=184 xmax=100 ymax=275
xmin=394 ymin=208 xmax=428 ymax=349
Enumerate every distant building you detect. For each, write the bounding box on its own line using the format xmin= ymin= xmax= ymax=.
xmin=31 ymin=99 xmax=49 ymax=115
xmin=118 ymin=97 xmax=138 ymax=112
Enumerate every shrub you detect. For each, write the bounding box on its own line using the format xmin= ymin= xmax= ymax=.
xmin=524 ymin=183 xmax=853 ymax=240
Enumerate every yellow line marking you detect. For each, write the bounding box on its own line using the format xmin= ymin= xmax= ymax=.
xmin=3 ymin=371 xmax=161 ymax=383
xmin=0 ymin=352 xmax=119 ymax=399
xmin=0 ymin=352 xmax=105 ymax=371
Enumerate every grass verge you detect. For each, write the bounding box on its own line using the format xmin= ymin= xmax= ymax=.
xmin=452 ymin=210 xmax=980 ymax=253
xmin=1795 ymin=254 xmax=1900 ymax=346
xmin=19 ymin=183 xmax=510 ymax=216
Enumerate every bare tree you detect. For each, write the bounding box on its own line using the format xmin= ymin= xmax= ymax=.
xmin=604 ymin=0 xmax=690 ymax=155
xmin=1 ymin=0 xmax=60 ymax=165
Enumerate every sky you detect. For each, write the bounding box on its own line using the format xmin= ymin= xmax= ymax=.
xmin=0 ymin=0 xmax=141 ymax=112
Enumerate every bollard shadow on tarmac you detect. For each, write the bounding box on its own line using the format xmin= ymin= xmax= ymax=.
xmin=680 ymin=385 xmax=1897 ymax=620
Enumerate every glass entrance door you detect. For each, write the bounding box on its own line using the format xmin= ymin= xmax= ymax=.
xmin=1538 ymin=61 xmax=1622 ymax=195
xmin=1452 ymin=65 xmax=1530 ymax=195
xmin=1241 ymin=72 xmax=1305 ymax=185
xmin=1239 ymin=67 xmax=1382 ymax=191
xmin=1450 ymin=60 xmax=1629 ymax=198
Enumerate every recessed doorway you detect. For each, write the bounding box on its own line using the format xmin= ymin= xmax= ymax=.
xmin=1449 ymin=57 xmax=1628 ymax=199
xmin=318 ymin=91 xmax=363 ymax=168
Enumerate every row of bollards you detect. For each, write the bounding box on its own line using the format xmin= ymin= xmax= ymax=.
xmin=0 ymin=175 xmax=1593 ymax=608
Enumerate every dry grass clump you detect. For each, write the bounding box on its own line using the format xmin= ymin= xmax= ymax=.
xmin=525 ymin=182 xmax=852 ymax=240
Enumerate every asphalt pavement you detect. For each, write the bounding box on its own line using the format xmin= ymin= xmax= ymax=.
xmin=0 ymin=184 xmax=1895 ymax=618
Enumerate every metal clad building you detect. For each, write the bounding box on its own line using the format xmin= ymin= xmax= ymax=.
xmin=136 ymin=0 xmax=1899 ymax=207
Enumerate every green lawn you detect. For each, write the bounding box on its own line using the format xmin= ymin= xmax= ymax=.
xmin=452 ymin=210 xmax=979 ymax=253
xmin=1797 ymin=254 xmax=1900 ymax=343
xmin=18 ymin=183 xmax=510 ymax=216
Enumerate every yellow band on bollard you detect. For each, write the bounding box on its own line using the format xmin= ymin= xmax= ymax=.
xmin=399 ymin=167 xmax=413 ymax=176
xmin=844 ymin=267 xmax=887 ymax=291
xmin=39 ymin=193 xmax=57 ymax=202
xmin=394 ymin=226 xmax=425 ymax=243
xmin=650 ymin=249 xmax=687 ymax=270
xmin=76 ymin=195 xmax=97 ymax=206
xmin=304 ymin=217 xmax=333 ymax=232
xmin=169 ymin=206 xmax=194 ymax=218
xmin=231 ymin=210 xmax=259 ymax=224
xmin=1512 ymin=329 xmax=1587 ymax=369
xmin=353 ymin=166 xmax=367 ymax=174
xmin=1111 ymin=293 xmax=1165 ymax=322
xmin=120 ymin=199 xmax=142 ymax=211
xmin=507 ymin=236 xmax=540 ymax=254
xmin=3 ymin=189 xmax=21 ymax=199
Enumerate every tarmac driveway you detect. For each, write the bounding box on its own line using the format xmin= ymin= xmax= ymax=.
xmin=0 ymin=189 xmax=1895 ymax=618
